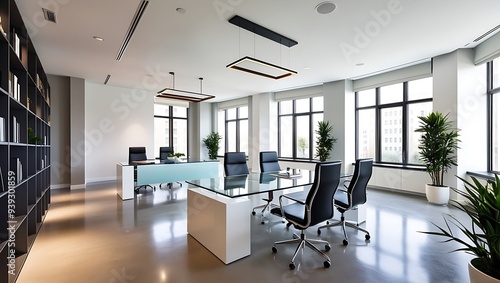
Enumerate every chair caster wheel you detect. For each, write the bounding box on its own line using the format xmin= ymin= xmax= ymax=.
xmin=324 ymin=261 xmax=331 ymax=268
xmin=343 ymin=239 xmax=349 ymax=246
xmin=252 ymin=211 xmax=256 ymax=216
xmin=272 ymin=246 xmax=277 ymax=253
xmin=286 ymin=222 xmax=292 ymax=228
xmin=365 ymin=234 xmax=371 ymax=240
xmin=317 ymin=229 xmax=321 ymax=235
xmin=289 ymin=262 xmax=295 ymax=270
xmin=261 ymin=221 xmax=265 ymax=225
xmin=325 ymin=244 xmax=331 ymax=251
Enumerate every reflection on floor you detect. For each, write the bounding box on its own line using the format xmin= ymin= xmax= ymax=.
xmin=17 ymin=182 xmax=472 ymax=283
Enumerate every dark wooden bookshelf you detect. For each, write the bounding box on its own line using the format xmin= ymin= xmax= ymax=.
xmin=0 ymin=1 xmax=51 ymax=282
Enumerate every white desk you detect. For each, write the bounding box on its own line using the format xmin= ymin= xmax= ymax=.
xmin=116 ymin=160 xmax=219 ymax=200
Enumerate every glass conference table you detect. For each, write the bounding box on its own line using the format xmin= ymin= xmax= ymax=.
xmin=185 ymin=170 xmax=351 ymax=264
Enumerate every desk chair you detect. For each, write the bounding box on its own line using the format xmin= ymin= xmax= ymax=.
xmin=317 ymin=158 xmax=373 ymax=245
xmin=252 ymin=151 xmax=281 ymax=223
xmin=223 ymin=152 xmax=249 ymax=176
xmin=271 ymin=161 xmax=342 ymax=269
xmin=129 ymin=147 xmax=155 ymax=193
xmin=158 ymin=147 xmax=182 ymax=189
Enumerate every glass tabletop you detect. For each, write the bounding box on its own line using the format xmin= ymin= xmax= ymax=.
xmin=186 ymin=170 xmax=351 ymax=198
xmin=187 ymin=170 xmax=313 ymax=198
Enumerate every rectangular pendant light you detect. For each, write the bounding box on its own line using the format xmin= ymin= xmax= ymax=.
xmin=226 ymin=56 xmax=297 ymax=80
xmin=157 ymin=88 xmax=215 ymax=102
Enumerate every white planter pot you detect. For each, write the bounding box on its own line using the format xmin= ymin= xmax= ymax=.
xmin=469 ymin=260 xmax=500 ymax=283
xmin=425 ymin=184 xmax=449 ymax=205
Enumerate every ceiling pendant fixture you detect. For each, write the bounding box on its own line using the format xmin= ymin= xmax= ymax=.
xmin=157 ymin=72 xmax=215 ymax=102
xmin=226 ymin=15 xmax=298 ymax=80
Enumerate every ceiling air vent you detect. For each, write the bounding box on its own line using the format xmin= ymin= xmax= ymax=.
xmin=116 ymin=0 xmax=149 ymax=61
xmin=473 ymin=24 xmax=500 ymax=43
xmin=42 ymin=8 xmax=57 ymax=23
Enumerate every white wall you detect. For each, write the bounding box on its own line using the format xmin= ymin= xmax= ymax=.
xmin=84 ymin=82 xmax=154 ymax=183
xmin=48 ymin=75 xmax=70 ymax=189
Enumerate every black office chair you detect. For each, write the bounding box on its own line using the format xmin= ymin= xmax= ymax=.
xmin=317 ymin=158 xmax=373 ymax=246
xmin=158 ymin=147 xmax=182 ymax=189
xmin=223 ymin=152 xmax=249 ymax=176
xmin=252 ymin=151 xmax=281 ymax=223
xmin=128 ymin=147 xmax=155 ymax=193
xmin=271 ymin=161 xmax=342 ymax=270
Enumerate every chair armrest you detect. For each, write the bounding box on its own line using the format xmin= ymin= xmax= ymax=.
xmin=279 ymin=194 xmax=306 ymax=206
xmin=343 ymin=179 xmax=351 ymax=189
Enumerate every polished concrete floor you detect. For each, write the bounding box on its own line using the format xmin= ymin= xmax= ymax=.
xmin=17 ymin=182 xmax=472 ymax=283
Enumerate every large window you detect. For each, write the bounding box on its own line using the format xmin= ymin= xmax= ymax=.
xmin=218 ymin=106 xmax=248 ymax=155
xmin=154 ymin=104 xmax=188 ymax=157
xmin=488 ymin=57 xmax=500 ymax=172
xmin=356 ymin=77 xmax=433 ymax=165
xmin=278 ymin=97 xmax=324 ymax=160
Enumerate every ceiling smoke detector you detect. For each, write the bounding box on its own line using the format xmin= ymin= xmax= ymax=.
xmin=315 ymin=2 xmax=336 ymax=14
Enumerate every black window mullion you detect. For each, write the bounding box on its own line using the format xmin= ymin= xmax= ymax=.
xmin=402 ymin=82 xmax=408 ymax=164
xmin=309 ymin=98 xmax=314 ymax=159
xmin=375 ymin=88 xmax=381 ymax=163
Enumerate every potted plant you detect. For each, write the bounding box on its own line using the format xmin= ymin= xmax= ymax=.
xmin=421 ymin=175 xmax=500 ymax=282
xmin=27 ymin=127 xmax=42 ymax=145
xmin=202 ymin=132 xmax=222 ymax=160
xmin=415 ymin=112 xmax=460 ymax=205
xmin=315 ymin=120 xmax=337 ymax=162
xmin=168 ymin=152 xmax=185 ymax=160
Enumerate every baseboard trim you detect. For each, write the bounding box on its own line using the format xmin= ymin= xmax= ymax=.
xmin=51 ymin=183 xmax=70 ymax=190
xmin=70 ymin=184 xmax=86 ymax=190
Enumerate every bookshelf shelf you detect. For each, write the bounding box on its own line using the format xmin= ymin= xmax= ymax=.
xmin=0 ymin=1 xmax=51 ymax=282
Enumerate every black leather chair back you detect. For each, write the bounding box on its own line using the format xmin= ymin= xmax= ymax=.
xmin=224 ymin=152 xmax=249 ymax=176
xmin=159 ymin=147 xmax=173 ymax=160
xmin=260 ymin=151 xmax=281 ymax=172
xmin=129 ymin=147 xmax=147 ymax=163
xmin=347 ymin=158 xmax=373 ymax=208
xmin=305 ymin=161 xmax=342 ymax=226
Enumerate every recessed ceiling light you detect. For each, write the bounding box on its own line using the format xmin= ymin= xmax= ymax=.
xmin=176 ymin=7 xmax=186 ymax=14
xmin=93 ymin=36 xmax=103 ymax=41
xmin=315 ymin=2 xmax=336 ymax=14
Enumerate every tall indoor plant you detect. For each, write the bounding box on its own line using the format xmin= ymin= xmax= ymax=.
xmin=315 ymin=121 xmax=337 ymax=162
xmin=415 ymin=112 xmax=460 ymax=204
xmin=203 ymin=132 xmax=222 ymax=160
xmin=422 ymin=175 xmax=500 ymax=282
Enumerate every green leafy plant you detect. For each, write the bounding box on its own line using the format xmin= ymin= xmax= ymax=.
xmin=203 ymin=132 xmax=222 ymax=160
xmin=27 ymin=127 xmax=42 ymax=145
xmin=168 ymin=152 xmax=185 ymax=158
xmin=415 ymin=112 xmax=460 ymax=186
xmin=421 ymin=175 xmax=500 ymax=279
xmin=315 ymin=121 xmax=337 ymax=162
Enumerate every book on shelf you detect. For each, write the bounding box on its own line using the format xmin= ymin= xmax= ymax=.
xmin=10 ymin=157 xmax=23 ymax=184
xmin=8 ymin=73 xmax=20 ymax=101
xmin=12 ymin=28 xmax=21 ymax=59
xmin=0 ymin=166 xmax=4 ymax=192
xmin=11 ymin=116 xmax=20 ymax=143
xmin=0 ymin=116 xmax=5 ymax=142
xmin=0 ymin=16 xmax=6 ymax=37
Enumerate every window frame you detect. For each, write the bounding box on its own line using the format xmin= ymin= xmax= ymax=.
xmin=219 ymin=106 xmax=248 ymax=154
xmin=277 ymin=97 xmax=324 ymax=161
xmin=154 ymin=105 xmax=189 ymax=157
xmin=355 ymin=78 xmax=433 ymax=166
xmin=487 ymin=59 xmax=500 ymax=173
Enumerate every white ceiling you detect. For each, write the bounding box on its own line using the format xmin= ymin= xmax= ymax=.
xmin=15 ymin=0 xmax=500 ymax=102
